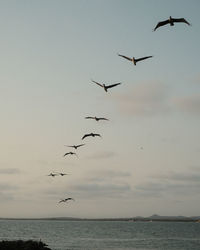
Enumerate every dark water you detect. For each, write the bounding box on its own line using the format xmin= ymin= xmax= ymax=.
xmin=0 ymin=220 xmax=200 ymax=249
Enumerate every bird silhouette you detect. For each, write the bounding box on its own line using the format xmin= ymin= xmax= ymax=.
xmin=65 ymin=144 xmax=85 ymax=149
xmin=154 ymin=16 xmax=191 ymax=31
xmin=63 ymin=152 xmax=77 ymax=157
xmin=82 ymin=133 xmax=101 ymax=140
xmin=47 ymin=173 xmax=58 ymax=177
xmin=91 ymin=79 xmax=121 ymax=92
xmin=59 ymin=198 xmax=75 ymax=203
xmin=118 ymin=54 xmax=153 ymax=65
xmin=85 ymin=116 xmax=109 ymax=121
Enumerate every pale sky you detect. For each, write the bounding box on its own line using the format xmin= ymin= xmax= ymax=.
xmin=0 ymin=0 xmax=200 ymax=218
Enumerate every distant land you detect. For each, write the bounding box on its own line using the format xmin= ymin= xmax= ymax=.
xmin=0 ymin=215 xmax=200 ymax=222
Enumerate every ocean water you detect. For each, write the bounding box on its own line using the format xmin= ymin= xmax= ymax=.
xmin=0 ymin=220 xmax=200 ymax=250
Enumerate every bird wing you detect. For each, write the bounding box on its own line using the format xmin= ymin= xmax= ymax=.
xmin=66 ymin=198 xmax=75 ymax=201
xmin=172 ymin=18 xmax=191 ymax=25
xmin=77 ymin=144 xmax=85 ymax=147
xmin=106 ymin=83 xmax=121 ymax=89
xmin=85 ymin=116 xmax=95 ymax=119
xmin=118 ymin=54 xmax=132 ymax=61
xmin=91 ymin=80 xmax=103 ymax=88
xmin=82 ymin=134 xmax=90 ymax=140
xmin=65 ymin=145 xmax=74 ymax=148
xmin=94 ymin=133 xmax=101 ymax=137
xmin=63 ymin=152 xmax=70 ymax=157
xmin=98 ymin=117 xmax=109 ymax=121
xmin=154 ymin=19 xmax=169 ymax=31
xmin=135 ymin=56 xmax=153 ymax=63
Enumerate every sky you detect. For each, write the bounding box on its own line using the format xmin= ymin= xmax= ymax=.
xmin=0 ymin=0 xmax=200 ymax=218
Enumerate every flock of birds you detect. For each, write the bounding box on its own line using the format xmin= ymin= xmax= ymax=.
xmin=47 ymin=16 xmax=191 ymax=205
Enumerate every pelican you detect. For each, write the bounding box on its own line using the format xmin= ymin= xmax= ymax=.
xmin=82 ymin=133 xmax=101 ymax=140
xmin=118 ymin=54 xmax=153 ymax=65
xmin=59 ymin=198 xmax=75 ymax=203
xmin=47 ymin=173 xmax=58 ymax=177
xmin=91 ymin=79 xmax=121 ymax=92
xmin=154 ymin=16 xmax=191 ymax=31
xmin=65 ymin=144 xmax=85 ymax=149
xmin=85 ymin=116 xmax=109 ymax=121
xmin=63 ymin=152 xmax=77 ymax=157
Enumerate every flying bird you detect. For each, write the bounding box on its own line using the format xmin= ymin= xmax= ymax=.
xmin=65 ymin=144 xmax=85 ymax=149
xmin=63 ymin=152 xmax=77 ymax=157
xmin=59 ymin=198 xmax=75 ymax=203
xmin=118 ymin=54 xmax=153 ymax=65
xmin=153 ymin=16 xmax=191 ymax=31
xmin=47 ymin=173 xmax=58 ymax=177
xmin=85 ymin=116 xmax=109 ymax=121
xmin=82 ymin=133 xmax=101 ymax=140
xmin=91 ymin=79 xmax=121 ymax=92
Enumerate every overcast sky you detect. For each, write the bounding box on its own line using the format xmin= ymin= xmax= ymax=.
xmin=0 ymin=0 xmax=200 ymax=218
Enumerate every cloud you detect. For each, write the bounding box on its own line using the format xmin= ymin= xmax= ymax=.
xmin=87 ymin=151 xmax=116 ymax=160
xmin=87 ymin=169 xmax=131 ymax=182
xmin=71 ymin=182 xmax=131 ymax=199
xmin=0 ymin=183 xmax=18 ymax=191
xmin=0 ymin=168 xmax=21 ymax=174
xmin=110 ymin=81 xmax=170 ymax=116
xmin=173 ymin=95 xmax=200 ymax=114
xmin=152 ymin=170 xmax=200 ymax=183
xmin=135 ymin=169 xmax=200 ymax=198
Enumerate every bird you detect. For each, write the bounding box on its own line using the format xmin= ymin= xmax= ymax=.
xmin=63 ymin=152 xmax=77 ymax=157
xmin=55 ymin=172 xmax=69 ymax=176
xmin=118 ymin=54 xmax=153 ymax=65
xmin=47 ymin=173 xmax=58 ymax=177
xmin=82 ymin=133 xmax=101 ymax=140
xmin=91 ymin=79 xmax=121 ymax=92
xmin=85 ymin=116 xmax=109 ymax=121
xmin=59 ymin=198 xmax=75 ymax=203
xmin=153 ymin=16 xmax=191 ymax=31
xmin=65 ymin=144 xmax=85 ymax=149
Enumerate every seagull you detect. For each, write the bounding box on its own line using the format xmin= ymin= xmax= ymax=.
xmin=63 ymin=152 xmax=77 ymax=157
xmin=91 ymin=79 xmax=121 ymax=92
xmin=118 ymin=54 xmax=153 ymax=65
xmin=154 ymin=16 xmax=191 ymax=31
xmin=47 ymin=173 xmax=58 ymax=177
xmin=59 ymin=198 xmax=75 ymax=203
xmin=85 ymin=116 xmax=109 ymax=121
xmin=82 ymin=133 xmax=101 ymax=140
xmin=65 ymin=144 xmax=85 ymax=149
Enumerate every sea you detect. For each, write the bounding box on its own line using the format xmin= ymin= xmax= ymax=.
xmin=0 ymin=220 xmax=200 ymax=250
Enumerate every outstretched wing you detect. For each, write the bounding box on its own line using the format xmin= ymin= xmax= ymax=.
xmin=94 ymin=133 xmax=101 ymax=137
xmin=59 ymin=199 xmax=65 ymax=203
xmin=98 ymin=117 xmax=109 ymax=121
xmin=106 ymin=83 xmax=121 ymax=89
xmin=63 ymin=152 xmax=70 ymax=157
xmin=118 ymin=54 xmax=132 ymax=61
xmin=135 ymin=56 xmax=153 ymax=63
xmin=77 ymin=144 xmax=85 ymax=148
xmin=154 ymin=19 xmax=169 ymax=31
xmin=91 ymin=80 xmax=103 ymax=88
xmin=172 ymin=18 xmax=191 ymax=26
xmin=85 ymin=116 xmax=95 ymax=119
xmin=66 ymin=198 xmax=75 ymax=201
xmin=82 ymin=134 xmax=90 ymax=140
